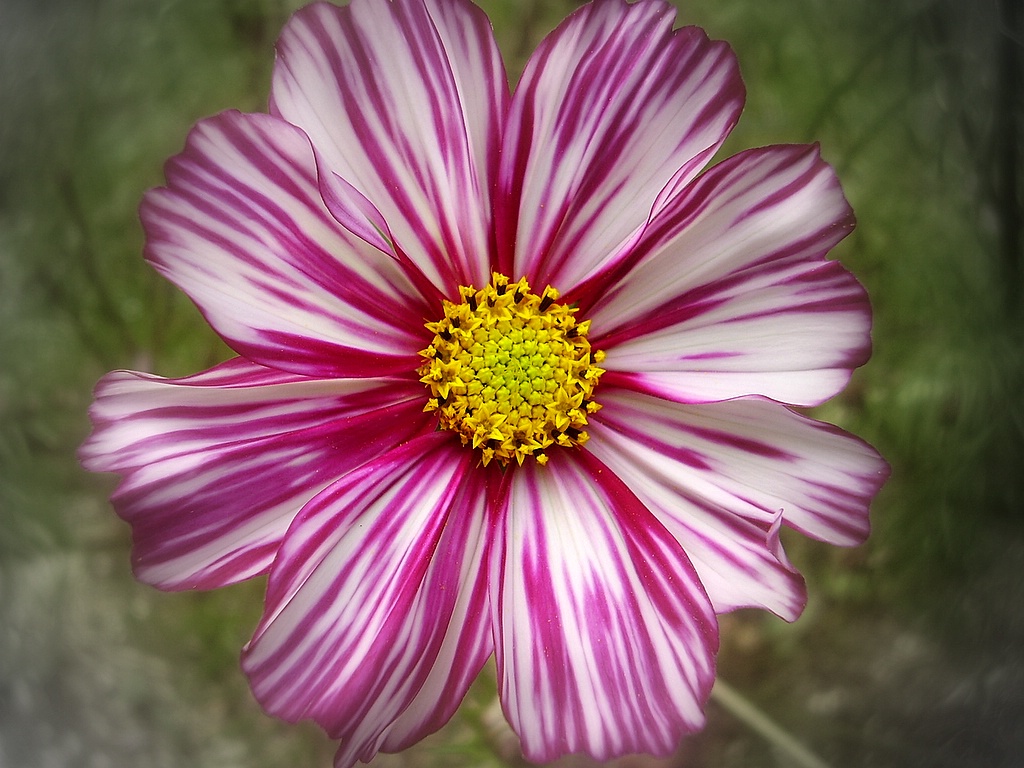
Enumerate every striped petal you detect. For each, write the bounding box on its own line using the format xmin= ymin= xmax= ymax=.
xmin=142 ymin=111 xmax=429 ymax=378
xmin=491 ymin=450 xmax=718 ymax=762
xmin=590 ymin=389 xmax=889 ymax=551
xmin=241 ymin=435 xmax=493 ymax=768
xmin=271 ymin=0 xmax=508 ymax=297
xmin=495 ymin=0 xmax=743 ymax=289
xmin=588 ymin=392 xmax=804 ymax=619
xmin=79 ymin=358 xmax=431 ymax=590
xmin=590 ymin=144 xmax=867 ymax=407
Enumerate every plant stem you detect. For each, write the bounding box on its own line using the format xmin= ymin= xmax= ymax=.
xmin=710 ymin=678 xmax=833 ymax=768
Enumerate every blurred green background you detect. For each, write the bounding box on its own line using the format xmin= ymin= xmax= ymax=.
xmin=1 ymin=0 xmax=1022 ymax=766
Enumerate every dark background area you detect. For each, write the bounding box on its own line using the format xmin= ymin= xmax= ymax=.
xmin=1 ymin=0 xmax=1022 ymax=766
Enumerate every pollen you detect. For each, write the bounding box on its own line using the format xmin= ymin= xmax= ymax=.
xmin=418 ymin=273 xmax=605 ymax=467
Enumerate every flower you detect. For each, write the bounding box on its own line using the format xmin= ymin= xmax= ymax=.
xmin=80 ymin=0 xmax=889 ymax=765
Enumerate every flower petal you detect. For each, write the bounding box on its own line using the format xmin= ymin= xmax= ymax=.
xmin=587 ymin=395 xmax=806 ymax=619
xmin=495 ymin=0 xmax=743 ymax=289
xmin=590 ymin=144 xmax=867 ymax=407
xmin=590 ymin=389 xmax=889 ymax=550
xmin=241 ymin=435 xmax=494 ymax=768
xmin=79 ymin=358 xmax=431 ymax=590
xmin=491 ymin=450 xmax=718 ymax=762
xmin=271 ymin=0 xmax=508 ymax=296
xmin=142 ymin=111 xmax=429 ymax=378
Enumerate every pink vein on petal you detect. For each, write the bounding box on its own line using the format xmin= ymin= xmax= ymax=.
xmin=491 ymin=449 xmax=718 ymax=762
xmin=589 ymin=145 xmax=868 ymax=406
xmin=79 ymin=358 xmax=432 ymax=590
xmin=142 ymin=111 xmax=430 ymax=378
xmin=271 ymin=0 xmax=509 ymax=296
xmin=242 ymin=434 xmax=493 ymax=768
xmin=591 ymin=388 xmax=889 ymax=549
xmin=496 ymin=0 xmax=743 ymax=289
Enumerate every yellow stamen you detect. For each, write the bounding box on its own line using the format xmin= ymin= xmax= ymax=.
xmin=418 ymin=273 xmax=604 ymax=467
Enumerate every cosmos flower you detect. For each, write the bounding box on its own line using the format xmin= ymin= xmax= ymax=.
xmin=80 ymin=0 xmax=889 ymax=765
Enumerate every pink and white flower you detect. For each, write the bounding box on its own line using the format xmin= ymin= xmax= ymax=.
xmin=81 ymin=0 xmax=889 ymax=765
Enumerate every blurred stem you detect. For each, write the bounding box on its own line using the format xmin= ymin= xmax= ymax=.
xmin=711 ymin=678 xmax=833 ymax=768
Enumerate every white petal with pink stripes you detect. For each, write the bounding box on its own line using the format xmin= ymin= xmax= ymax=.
xmin=588 ymin=397 xmax=804 ymax=618
xmin=242 ymin=435 xmax=493 ymax=768
xmin=271 ymin=0 xmax=508 ymax=297
xmin=591 ymin=145 xmax=868 ymax=407
xmin=497 ymin=0 xmax=743 ymax=289
xmin=142 ymin=111 xmax=429 ymax=378
xmin=591 ymin=389 xmax=889 ymax=550
xmin=79 ymin=358 xmax=430 ymax=590
xmin=491 ymin=452 xmax=718 ymax=762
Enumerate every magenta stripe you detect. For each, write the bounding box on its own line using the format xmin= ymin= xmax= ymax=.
xmin=141 ymin=112 xmax=438 ymax=377
xmin=243 ymin=434 xmax=496 ymax=745
xmin=82 ymin=361 xmax=433 ymax=590
xmin=582 ymin=144 xmax=856 ymax=333
xmin=595 ymin=388 xmax=887 ymax=545
xmin=496 ymin=0 xmax=742 ymax=291
xmin=271 ymin=0 xmax=505 ymax=295
xmin=594 ymin=264 xmax=868 ymax=360
xmin=494 ymin=447 xmax=717 ymax=760
xmin=162 ymin=115 xmax=428 ymax=329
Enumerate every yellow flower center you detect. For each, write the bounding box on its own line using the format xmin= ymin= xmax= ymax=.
xmin=418 ymin=273 xmax=605 ymax=467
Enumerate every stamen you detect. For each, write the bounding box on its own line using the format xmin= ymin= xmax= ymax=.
xmin=418 ymin=273 xmax=605 ymax=467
